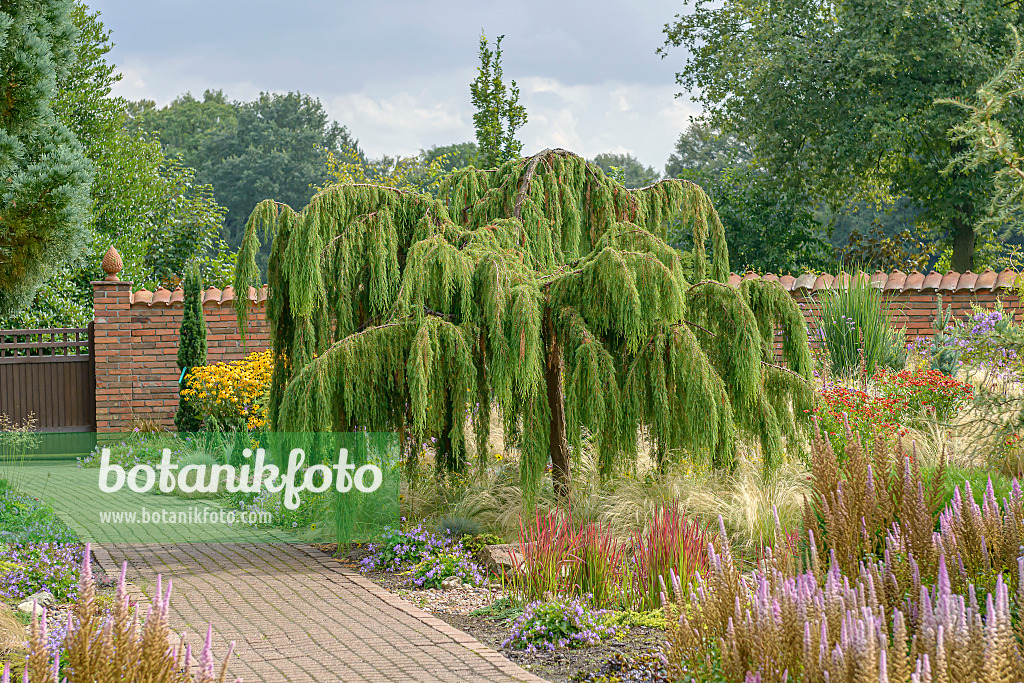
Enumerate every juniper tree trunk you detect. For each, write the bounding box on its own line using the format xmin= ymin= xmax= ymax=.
xmin=545 ymin=338 xmax=571 ymax=501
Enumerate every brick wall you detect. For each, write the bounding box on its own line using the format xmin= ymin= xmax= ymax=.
xmin=729 ymin=270 xmax=1023 ymax=356
xmin=92 ymin=280 xmax=269 ymax=431
xmin=91 ymin=268 xmax=1022 ymax=431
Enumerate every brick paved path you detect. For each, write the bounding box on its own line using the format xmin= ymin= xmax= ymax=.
xmin=16 ymin=461 xmax=544 ymax=682
xmin=89 ymin=543 xmax=543 ymax=683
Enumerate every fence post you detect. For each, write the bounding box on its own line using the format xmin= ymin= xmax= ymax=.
xmin=92 ymin=247 xmax=133 ymax=433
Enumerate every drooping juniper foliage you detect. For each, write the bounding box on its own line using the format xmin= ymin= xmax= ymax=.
xmin=234 ymin=149 xmax=814 ymax=497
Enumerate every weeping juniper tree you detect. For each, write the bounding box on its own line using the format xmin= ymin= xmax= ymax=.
xmin=235 ymin=149 xmax=814 ymax=498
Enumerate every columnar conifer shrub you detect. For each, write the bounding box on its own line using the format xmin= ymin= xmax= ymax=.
xmin=175 ymin=263 xmax=207 ymax=432
xmin=234 ymin=149 xmax=815 ymax=498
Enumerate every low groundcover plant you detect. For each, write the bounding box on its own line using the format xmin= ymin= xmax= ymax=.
xmin=407 ymin=548 xmax=483 ymax=589
xmin=502 ymin=596 xmax=619 ymax=652
xmin=360 ymin=524 xmax=455 ymax=573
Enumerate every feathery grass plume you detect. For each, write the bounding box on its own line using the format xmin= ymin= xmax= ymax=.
xmin=26 ymin=544 xmax=239 ymax=682
xmin=235 ymin=149 xmax=815 ymax=517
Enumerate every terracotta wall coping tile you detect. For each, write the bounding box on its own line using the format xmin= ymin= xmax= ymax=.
xmin=923 ymin=271 xmax=943 ymax=289
xmin=938 ymin=272 xmax=960 ymax=291
xmin=793 ymin=273 xmax=817 ymax=290
xmin=997 ymin=270 xmax=1019 ymax=289
xmin=956 ymin=272 xmax=979 ymax=291
xmin=130 ymin=285 xmax=267 ymax=306
xmin=976 ymin=271 xmax=998 ymax=290
xmin=720 ymin=269 xmax=1020 ymax=293
xmin=904 ymin=272 xmax=926 ymax=290
xmin=885 ymin=272 xmax=907 ymax=291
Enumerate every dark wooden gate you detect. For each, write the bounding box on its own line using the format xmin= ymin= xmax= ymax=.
xmin=0 ymin=325 xmax=95 ymax=432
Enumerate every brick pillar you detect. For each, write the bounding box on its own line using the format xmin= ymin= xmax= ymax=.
xmin=93 ymin=249 xmax=134 ymax=433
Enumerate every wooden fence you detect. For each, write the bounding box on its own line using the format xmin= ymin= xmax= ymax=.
xmin=0 ymin=325 xmax=95 ymax=432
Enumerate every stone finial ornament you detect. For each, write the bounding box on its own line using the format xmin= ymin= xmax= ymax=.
xmin=101 ymin=246 xmax=123 ymax=281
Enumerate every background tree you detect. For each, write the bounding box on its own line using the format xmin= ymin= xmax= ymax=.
xmin=675 ymin=167 xmax=829 ymax=274
xmin=175 ymin=263 xmax=206 ymax=433
xmin=321 ymin=147 xmax=452 ymax=197
xmin=133 ymin=90 xmax=360 ymax=270
xmin=423 ymin=142 xmax=479 ymax=172
xmin=941 ymin=25 xmax=1024 ymax=234
xmin=235 ymin=149 xmax=815 ymax=507
xmin=0 ymin=0 xmax=93 ymax=316
xmin=470 ymin=32 xmax=528 ymax=168
xmin=0 ymin=3 xmax=231 ymax=329
xmin=665 ymin=122 xmax=753 ymax=178
xmin=590 ymin=153 xmax=660 ymax=189
xmin=661 ymin=0 xmax=1024 ymax=271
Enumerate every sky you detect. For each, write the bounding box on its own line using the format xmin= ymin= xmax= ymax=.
xmin=86 ymin=1 xmax=700 ymax=173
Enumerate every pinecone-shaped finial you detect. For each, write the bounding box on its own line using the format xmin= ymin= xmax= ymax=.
xmin=101 ymin=246 xmax=123 ymax=281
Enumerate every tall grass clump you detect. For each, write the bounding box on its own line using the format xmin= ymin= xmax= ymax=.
xmin=511 ymin=510 xmax=583 ymax=603
xmin=815 ymin=273 xmax=906 ymax=379
xmin=631 ymin=504 xmax=707 ymax=611
xmin=577 ymin=523 xmax=625 ymax=609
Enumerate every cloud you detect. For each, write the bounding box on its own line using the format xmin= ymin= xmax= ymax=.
xmin=96 ymin=0 xmax=700 ymax=173
xmin=515 ymin=78 xmax=702 ymax=169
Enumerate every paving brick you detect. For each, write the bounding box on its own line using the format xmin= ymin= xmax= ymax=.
xmin=88 ymin=542 xmax=545 ymax=683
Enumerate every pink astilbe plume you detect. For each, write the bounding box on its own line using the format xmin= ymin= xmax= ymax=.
xmin=664 ymin=522 xmax=1024 ymax=683
xmin=19 ymin=543 xmax=240 ymax=682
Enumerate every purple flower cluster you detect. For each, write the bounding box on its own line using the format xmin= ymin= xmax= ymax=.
xmin=0 ymin=543 xmax=81 ymax=601
xmin=945 ymin=305 xmax=1023 ymax=380
xmin=359 ymin=524 xmax=455 ymax=573
xmin=970 ymin=309 xmax=1004 ymax=335
xmin=408 ymin=549 xmax=483 ymax=589
xmin=502 ymin=596 xmax=619 ymax=652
